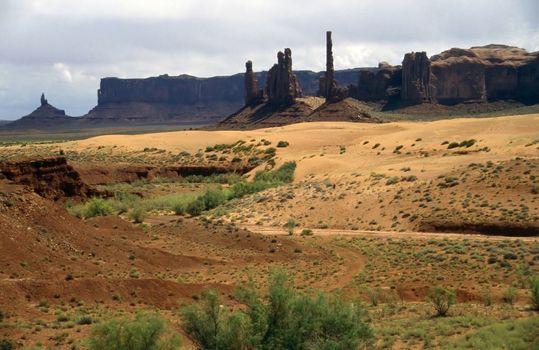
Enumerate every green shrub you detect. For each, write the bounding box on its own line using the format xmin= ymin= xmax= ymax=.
xmin=199 ymin=189 xmax=227 ymax=209
xmin=443 ymin=317 xmax=539 ymax=350
xmin=0 ymin=340 xmax=13 ymax=350
xmin=447 ymin=142 xmax=460 ymax=149
xmin=65 ymin=201 xmax=85 ymax=218
xmin=459 ymin=139 xmax=476 ymax=148
xmin=186 ymin=199 xmax=206 ymax=216
xmin=86 ymin=312 xmax=181 ymax=350
xmin=173 ymin=202 xmax=186 ymax=215
xmin=229 ymin=162 xmax=296 ymax=200
xmin=180 ymin=290 xmax=245 ymax=350
xmin=229 ymin=181 xmax=273 ymax=199
xmin=427 ymin=286 xmax=456 ymax=316
xmin=301 ymin=228 xmax=313 ymax=236
xmin=386 ymin=176 xmax=400 ymax=185
xmin=181 ymin=272 xmax=372 ymax=350
xmin=264 ymin=147 xmax=276 ymax=157
xmin=276 ymin=141 xmax=289 ymax=148
xmin=77 ymin=316 xmax=93 ymax=325
xmin=503 ymin=286 xmax=517 ymax=305
xmin=83 ymin=198 xmax=114 ymax=218
xmin=128 ymin=207 xmax=146 ymax=223
xmin=529 ymin=275 xmax=539 ymax=311
xmin=401 ymin=175 xmax=417 ymax=182
xmin=253 ymin=161 xmax=296 ymax=183
xmin=283 ymin=218 xmax=298 ymax=234
xmin=366 ymin=287 xmax=381 ymax=306
xmin=186 ymin=189 xmax=228 ymax=216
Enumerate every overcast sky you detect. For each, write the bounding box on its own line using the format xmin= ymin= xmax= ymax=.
xmin=1 ymin=0 xmax=538 ymax=119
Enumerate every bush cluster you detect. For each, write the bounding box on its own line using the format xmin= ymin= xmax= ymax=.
xmin=276 ymin=140 xmax=289 ymax=148
xmin=68 ymin=162 xmax=297 ymax=219
xmin=427 ymin=286 xmax=456 ymax=316
xmin=86 ymin=313 xmax=181 ymax=350
xmin=181 ymin=272 xmax=372 ymax=350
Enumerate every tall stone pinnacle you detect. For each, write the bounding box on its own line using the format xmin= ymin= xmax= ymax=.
xmin=325 ymin=31 xmax=335 ymax=99
xmin=40 ymin=93 xmax=48 ymax=107
xmin=244 ymin=60 xmax=259 ymax=105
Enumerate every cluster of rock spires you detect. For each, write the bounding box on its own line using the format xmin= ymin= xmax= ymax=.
xmin=242 ymin=31 xmax=350 ymax=112
xmin=3 ymin=34 xmax=539 ymax=130
xmin=244 ymin=48 xmax=303 ymax=106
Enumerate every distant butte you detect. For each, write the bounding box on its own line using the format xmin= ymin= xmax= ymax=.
xmin=2 ymin=94 xmax=77 ymax=130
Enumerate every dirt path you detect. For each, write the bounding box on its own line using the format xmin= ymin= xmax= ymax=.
xmin=323 ymin=246 xmax=364 ymax=291
xmin=240 ymin=224 xmax=539 ymax=242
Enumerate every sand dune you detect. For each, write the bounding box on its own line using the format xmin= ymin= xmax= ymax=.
xmin=72 ymin=114 xmax=539 ymax=180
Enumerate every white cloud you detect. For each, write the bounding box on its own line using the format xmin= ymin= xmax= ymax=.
xmin=53 ymin=63 xmax=73 ymax=83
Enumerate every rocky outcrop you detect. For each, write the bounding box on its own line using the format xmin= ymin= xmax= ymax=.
xmin=401 ymin=52 xmax=435 ymax=104
xmin=0 ymin=157 xmax=100 ymax=201
xmin=265 ymin=48 xmax=303 ymax=105
xmin=357 ymin=63 xmax=402 ymax=101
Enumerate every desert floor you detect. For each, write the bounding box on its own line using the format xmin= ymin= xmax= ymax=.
xmin=0 ymin=114 xmax=538 ymax=349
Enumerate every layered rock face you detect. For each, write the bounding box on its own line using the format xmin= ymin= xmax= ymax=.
xmin=401 ymin=52 xmax=435 ymax=104
xmin=265 ymin=48 xmax=303 ymax=105
xmin=0 ymin=157 xmax=99 ymax=201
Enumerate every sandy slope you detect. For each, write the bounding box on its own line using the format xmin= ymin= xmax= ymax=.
xmin=71 ymin=114 xmax=539 ymax=181
xmin=51 ymin=114 xmax=539 ymax=234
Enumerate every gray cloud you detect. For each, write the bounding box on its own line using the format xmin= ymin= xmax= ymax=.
xmin=0 ymin=0 xmax=538 ymax=119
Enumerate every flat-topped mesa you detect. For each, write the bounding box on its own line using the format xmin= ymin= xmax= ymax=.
xmin=401 ymin=52 xmax=435 ymax=104
xmin=244 ymin=61 xmax=261 ymax=106
xmin=265 ymin=48 xmax=303 ymax=106
xmin=318 ymin=31 xmax=348 ymax=102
